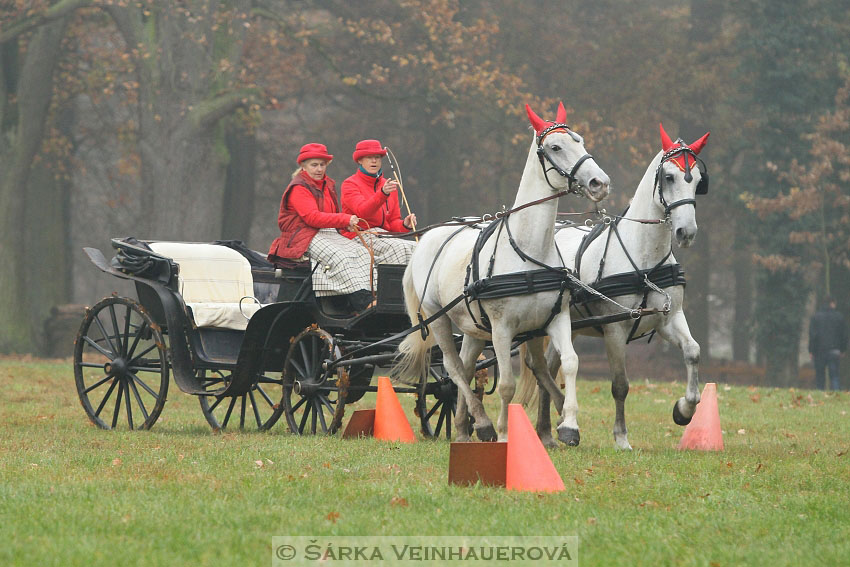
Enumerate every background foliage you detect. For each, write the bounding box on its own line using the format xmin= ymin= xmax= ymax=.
xmin=1 ymin=0 xmax=849 ymax=385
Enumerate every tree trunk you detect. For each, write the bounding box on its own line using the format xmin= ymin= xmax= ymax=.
xmin=0 ymin=18 xmax=69 ymax=353
xmin=26 ymin=157 xmax=73 ymax=352
xmin=221 ymin=122 xmax=258 ymax=242
xmin=732 ymin=241 xmax=754 ymax=361
xmin=107 ymin=3 xmax=255 ymax=242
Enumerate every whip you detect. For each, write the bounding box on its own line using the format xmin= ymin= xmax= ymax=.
xmin=384 ymin=145 xmax=418 ymax=242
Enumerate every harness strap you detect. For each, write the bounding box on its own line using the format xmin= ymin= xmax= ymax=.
xmin=418 ymin=225 xmax=470 ymax=336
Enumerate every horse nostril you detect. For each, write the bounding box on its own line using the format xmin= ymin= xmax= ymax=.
xmin=589 ymin=178 xmax=601 ymax=190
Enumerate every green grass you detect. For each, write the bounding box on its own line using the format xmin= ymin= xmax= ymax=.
xmin=1 ymin=357 xmax=849 ymax=566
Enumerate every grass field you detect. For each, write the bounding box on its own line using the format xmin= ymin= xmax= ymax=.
xmin=1 ymin=356 xmax=849 ymax=566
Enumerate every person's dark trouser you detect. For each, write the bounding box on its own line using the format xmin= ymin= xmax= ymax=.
xmin=814 ymin=351 xmax=841 ymax=391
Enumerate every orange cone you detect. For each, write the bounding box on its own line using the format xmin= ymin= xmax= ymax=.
xmin=373 ymin=376 xmax=416 ymax=443
xmin=505 ymin=404 xmax=565 ymax=492
xmin=677 ymin=382 xmax=724 ymax=451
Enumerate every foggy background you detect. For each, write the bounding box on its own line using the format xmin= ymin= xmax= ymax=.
xmin=2 ymin=0 xmax=848 ymax=387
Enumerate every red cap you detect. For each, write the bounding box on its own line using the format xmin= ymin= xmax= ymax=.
xmin=297 ymin=143 xmax=333 ymax=163
xmin=352 ymin=139 xmax=388 ymax=162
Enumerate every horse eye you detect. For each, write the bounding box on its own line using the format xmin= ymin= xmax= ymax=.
xmin=551 ymin=145 xmax=561 ymax=152
xmin=665 ymin=174 xmax=674 ymax=183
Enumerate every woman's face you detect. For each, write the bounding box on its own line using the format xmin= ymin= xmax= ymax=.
xmin=358 ymin=155 xmax=383 ymax=175
xmin=301 ymin=159 xmax=329 ymax=181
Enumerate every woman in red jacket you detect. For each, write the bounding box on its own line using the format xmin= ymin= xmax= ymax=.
xmin=340 ymin=139 xmax=416 ymax=264
xmin=268 ymin=143 xmax=374 ymax=312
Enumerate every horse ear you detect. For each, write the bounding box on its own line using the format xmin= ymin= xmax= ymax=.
xmin=526 ymin=104 xmax=549 ymax=134
xmin=556 ymin=101 xmax=567 ymax=124
xmin=659 ymin=123 xmax=675 ymax=152
xmin=689 ymin=132 xmax=710 ymax=155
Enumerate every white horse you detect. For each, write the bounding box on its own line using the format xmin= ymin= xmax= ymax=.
xmin=393 ymin=102 xmax=610 ymax=443
xmin=517 ymin=124 xmax=710 ymax=449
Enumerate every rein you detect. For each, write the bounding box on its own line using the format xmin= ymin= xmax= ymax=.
xmin=375 ymin=188 xmax=573 ymax=239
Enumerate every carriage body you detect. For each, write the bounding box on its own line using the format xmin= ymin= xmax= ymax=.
xmin=72 ymin=237 xmax=458 ymax=435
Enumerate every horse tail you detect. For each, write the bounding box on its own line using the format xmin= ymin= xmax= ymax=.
xmin=515 ymin=342 xmax=540 ymax=407
xmin=392 ymin=265 xmax=435 ymax=385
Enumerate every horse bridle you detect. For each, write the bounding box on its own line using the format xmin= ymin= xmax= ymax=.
xmin=653 ymin=142 xmax=708 ymax=217
xmin=536 ymin=123 xmax=595 ymax=195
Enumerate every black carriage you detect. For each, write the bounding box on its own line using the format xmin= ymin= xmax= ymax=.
xmin=73 ymin=238 xmax=485 ymax=437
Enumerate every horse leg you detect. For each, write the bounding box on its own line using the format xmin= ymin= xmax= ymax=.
xmin=523 ymin=337 xmax=557 ymax=447
xmin=454 ymin=393 xmax=470 ymax=442
xmin=491 ymin=327 xmax=518 ymax=441
xmin=657 ymin=311 xmax=701 ymax=425
xmin=430 ymin=318 xmax=496 ymax=441
xmin=454 ymin=336 xmax=486 ymax=442
xmin=603 ymin=326 xmax=632 ymax=450
xmin=547 ymin=315 xmax=581 ymax=446
xmin=542 ymin=339 xmax=566 ymax=410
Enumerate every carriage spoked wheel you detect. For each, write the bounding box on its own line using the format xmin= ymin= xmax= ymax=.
xmin=281 ymin=326 xmax=347 ymax=435
xmin=197 ymin=369 xmax=284 ymax=431
xmin=73 ymin=296 xmax=169 ymax=430
xmin=416 ymin=364 xmax=458 ymax=439
xmin=417 ymin=354 xmax=491 ymax=439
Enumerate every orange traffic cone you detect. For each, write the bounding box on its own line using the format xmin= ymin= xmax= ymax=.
xmin=505 ymin=404 xmax=565 ymax=492
xmin=677 ymin=382 xmax=724 ymax=451
xmin=373 ymin=376 xmax=416 ymax=443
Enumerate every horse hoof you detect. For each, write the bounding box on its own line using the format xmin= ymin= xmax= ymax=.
xmin=558 ymin=427 xmax=580 ymax=446
xmin=475 ymin=424 xmax=498 ymax=442
xmin=539 ymin=435 xmax=558 ymax=449
xmin=672 ymin=400 xmax=692 ymax=426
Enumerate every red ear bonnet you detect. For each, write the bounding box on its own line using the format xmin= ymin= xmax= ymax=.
xmin=527 ymin=101 xmax=570 ymax=138
xmin=689 ymin=132 xmax=710 ymax=155
xmin=556 ymin=101 xmax=567 ymax=124
xmin=526 ymin=104 xmax=549 ymax=135
xmin=659 ymin=123 xmax=710 ymax=171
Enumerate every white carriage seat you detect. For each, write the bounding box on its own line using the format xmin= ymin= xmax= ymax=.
xmin=147 ymin=242 xmax=261 ymax=331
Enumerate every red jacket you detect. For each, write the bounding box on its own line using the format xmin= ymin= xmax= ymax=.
xmin=267 ymin=172 xmax=350 ymax=262
xmin=340 ymin=169 xmax=409 ymax=238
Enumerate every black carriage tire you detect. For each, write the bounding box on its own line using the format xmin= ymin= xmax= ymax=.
xmin=197 ymin=369 xmax=285 ymax=432
xmin=417 ymin=362 xmax=483 ymax=440
xmin=73 ymin=296 xmax=169 ymax=430
xmin=280 ymin=326 xmax=348 ymax=435
xmin=416 ymin=365 xmax=459 ymax=440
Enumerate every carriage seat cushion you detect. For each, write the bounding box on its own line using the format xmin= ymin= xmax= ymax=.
xmin=148 ymin=242 xmax=261 ymax=330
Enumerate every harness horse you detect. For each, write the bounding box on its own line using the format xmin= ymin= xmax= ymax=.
xmin=393 ymin=103 xmax=610 ymax=443
xmin=517 ymin=124 xmax=710 ymax=449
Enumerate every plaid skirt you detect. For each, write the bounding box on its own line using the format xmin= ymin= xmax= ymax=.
xmin=356 ymin=228 xmax=416 ymax=265
xmin=307 ymin=229 xmax=372 ymax=296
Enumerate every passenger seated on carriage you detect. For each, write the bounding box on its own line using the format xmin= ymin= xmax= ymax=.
xmin=340 ymin=139 xmax=416 ymax=264
xmin=267 ymin=143 xmax=374 ymax=313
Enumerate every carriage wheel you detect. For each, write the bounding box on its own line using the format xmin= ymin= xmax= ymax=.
xmin=197 ymin=370 xmax=284 ymax=431
xmin=416 ymin=364 xmax=458 ymax=439
xmin=417 ymin=359 xmax=486 ymax=439
xmin=281 ymin=326 xmax=347 ymax=435
xmin=73 ymin=296 xmax=168 ymax=430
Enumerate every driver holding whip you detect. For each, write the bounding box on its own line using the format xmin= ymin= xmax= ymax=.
xmin=340 ymin=139 xmax=416 ymax=264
